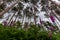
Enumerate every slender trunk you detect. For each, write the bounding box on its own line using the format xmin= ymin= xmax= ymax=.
xmin=29 ymin=18 xmax=31 ymax=25
xmin=34 ymin=12 xmax=36 ymax=25
xmin=32 ymin=7 xmax=36 ymax=25
xmin=25 ymin=16 xmax=26 ymax=23
xmin=0 ymin=2 xmax=17 ymax=17
xmin=22 ymin=14 xmax=24 ymax=25
xmin=0 ymin=0 xmax=23 ymax=17
xmin=45 ymin=1 xmax=60 ymax=21
xmin=14 ymin=12 xmax=19 ymax=22
xmin=21 ymin=14 xmax=25 ymax=28
xmin=49 ymin=0 xmax=60 ymax=7
xmin=49 ymin=0 xmax=60 ymax=21
xmin=28 ymin=18 xmax=29 ymax=24
xmin=51 ymin=10 xmax=60 ymax=21
xmin=6 ymin=14 xmax=11 ymax=22
xmin=28 ymin=18 xmax=31 ymax=27
xmin=28 ymin=18 xmax=30 ymax=27
xmin=14 ymin=16 xmax=18 ymax=23
xmin=8 ymin=11 xmax=16 ymax=25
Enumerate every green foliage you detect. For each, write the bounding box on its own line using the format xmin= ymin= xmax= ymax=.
xmin=0 ymin=24 xmax=58 ymax=40
xmin=53 ymin=33 xmax=60 ymax=40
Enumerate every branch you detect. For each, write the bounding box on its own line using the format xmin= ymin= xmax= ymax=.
xmin=49 ymin=0 xmax=60 ymax=7
xmin=52 ymin=10 xmax=60 ymax=21
xmin=0 ymin=2 xmax=17 ymax=17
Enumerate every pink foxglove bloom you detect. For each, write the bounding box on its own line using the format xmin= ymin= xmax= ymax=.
xmin=50 ymin=15 xmax=55 ymax=22
xmin=49 ymin=26 xmax=54 ymax=31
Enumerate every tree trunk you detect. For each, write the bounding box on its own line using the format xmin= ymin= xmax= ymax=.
xmin=49 ymin=0 xmax=60 ymax=7
xmin=45 ymin=0 xmax=60 ymax=21
xmin=8 ymin=11 xmax=16 ymax=25
xmin=51 ymin=10 xmax=60 ymax=21
xmin=14 ymin=12 xmax=19 ymax=22
xmin=14 ymin=15 xmax=18 ymax=23
xmin=34 ymin=12 xmax=36 ymax=25
xmin=29 ymin=18 xmax=31 ymax=25
xmin=21 ymin=14 xmax=25 ymax=28
xmin=0 ymin=2 xmax=17 ymax=17
xmin=32 ymin=7 xmax=36 ymax=25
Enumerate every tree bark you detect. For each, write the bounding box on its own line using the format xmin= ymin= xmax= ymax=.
xmin=49 ymin=0 xmax=60 ymax=7
xmin=32 ymin=7 xmax=36 ymax=25
xmin=52 ymin=10 xmax=60 ymax=21
xmin=47 ymin=0 xmax=60 ymax=21
xmin=8 ymin=11 xmax=16 ymax=25
xmin=34 ymin=12 xmax=36 ymax=25
xmin=0 ymin=2 xmax=17 ymax=17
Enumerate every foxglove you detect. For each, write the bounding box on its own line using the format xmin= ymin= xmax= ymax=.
xmin=50 ymin=15 xmax=55 ymax=22
xmin=49 ymin=26 xmax=54 ymax=31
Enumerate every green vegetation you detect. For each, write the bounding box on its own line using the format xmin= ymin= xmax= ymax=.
xmin=0 ymin=24 xmax=59 ymax=40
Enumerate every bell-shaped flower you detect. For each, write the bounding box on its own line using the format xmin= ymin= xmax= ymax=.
xmin=50 ymin=15 xmax=55 ymax=22
xmin=49 ymin=26 xmax=54 ymax=31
